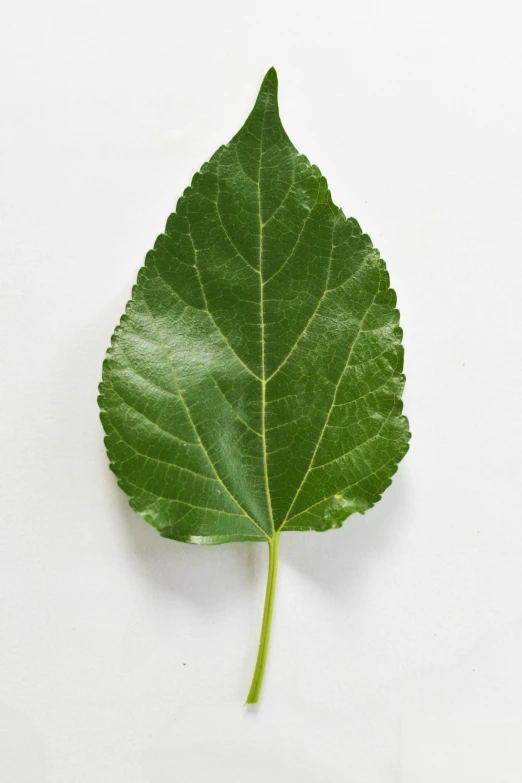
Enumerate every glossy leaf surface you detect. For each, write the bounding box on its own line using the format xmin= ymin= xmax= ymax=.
xmin=99 ymin=68 xmax=409 ymax=547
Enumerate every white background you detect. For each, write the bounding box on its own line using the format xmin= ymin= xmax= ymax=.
xmin=1 ymin=0 xmax=522 ymax=780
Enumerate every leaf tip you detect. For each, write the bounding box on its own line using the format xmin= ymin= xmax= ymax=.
xmin=257 ymin=66 xmax=279 ymax=104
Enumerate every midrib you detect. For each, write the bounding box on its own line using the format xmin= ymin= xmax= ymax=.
xmin=258 ymin=98 xmax=276 ymax=536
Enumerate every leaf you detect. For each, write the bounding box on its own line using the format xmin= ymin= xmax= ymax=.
xmin=99 ymin=68 xmax=410 ymax=702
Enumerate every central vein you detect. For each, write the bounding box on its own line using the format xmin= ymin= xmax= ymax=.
xmin=258 ymin=100 xmax=275 ymax=535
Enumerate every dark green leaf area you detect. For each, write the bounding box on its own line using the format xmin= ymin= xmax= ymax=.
xmin=99 ymin=69 xmax=410 ymax=545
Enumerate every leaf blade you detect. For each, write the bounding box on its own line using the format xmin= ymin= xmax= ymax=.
xmin=99 ymin=68 xmax=410 ymax=544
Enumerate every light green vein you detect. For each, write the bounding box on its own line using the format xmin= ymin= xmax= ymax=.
xmin=278 ymin=289 xmax=380 ymax=530
xmin=140 ymin=296 xmax=271 ymax=542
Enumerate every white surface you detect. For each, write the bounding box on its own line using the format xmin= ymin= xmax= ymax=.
xmin=1 ymin=0 xmax=521 ymax=780
xmin=401 ymin=713 xmax=522 ymax=782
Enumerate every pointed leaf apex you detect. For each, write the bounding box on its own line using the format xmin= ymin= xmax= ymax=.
xmin=257 ymin=67 xmax=279 ymax=104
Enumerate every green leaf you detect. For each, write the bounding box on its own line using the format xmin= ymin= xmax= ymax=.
xmin=99 ymin=68 xmax=410 ymax=702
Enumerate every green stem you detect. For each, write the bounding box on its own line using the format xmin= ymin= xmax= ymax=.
xmin=245 ymin=533 xmax=280 ymax=704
